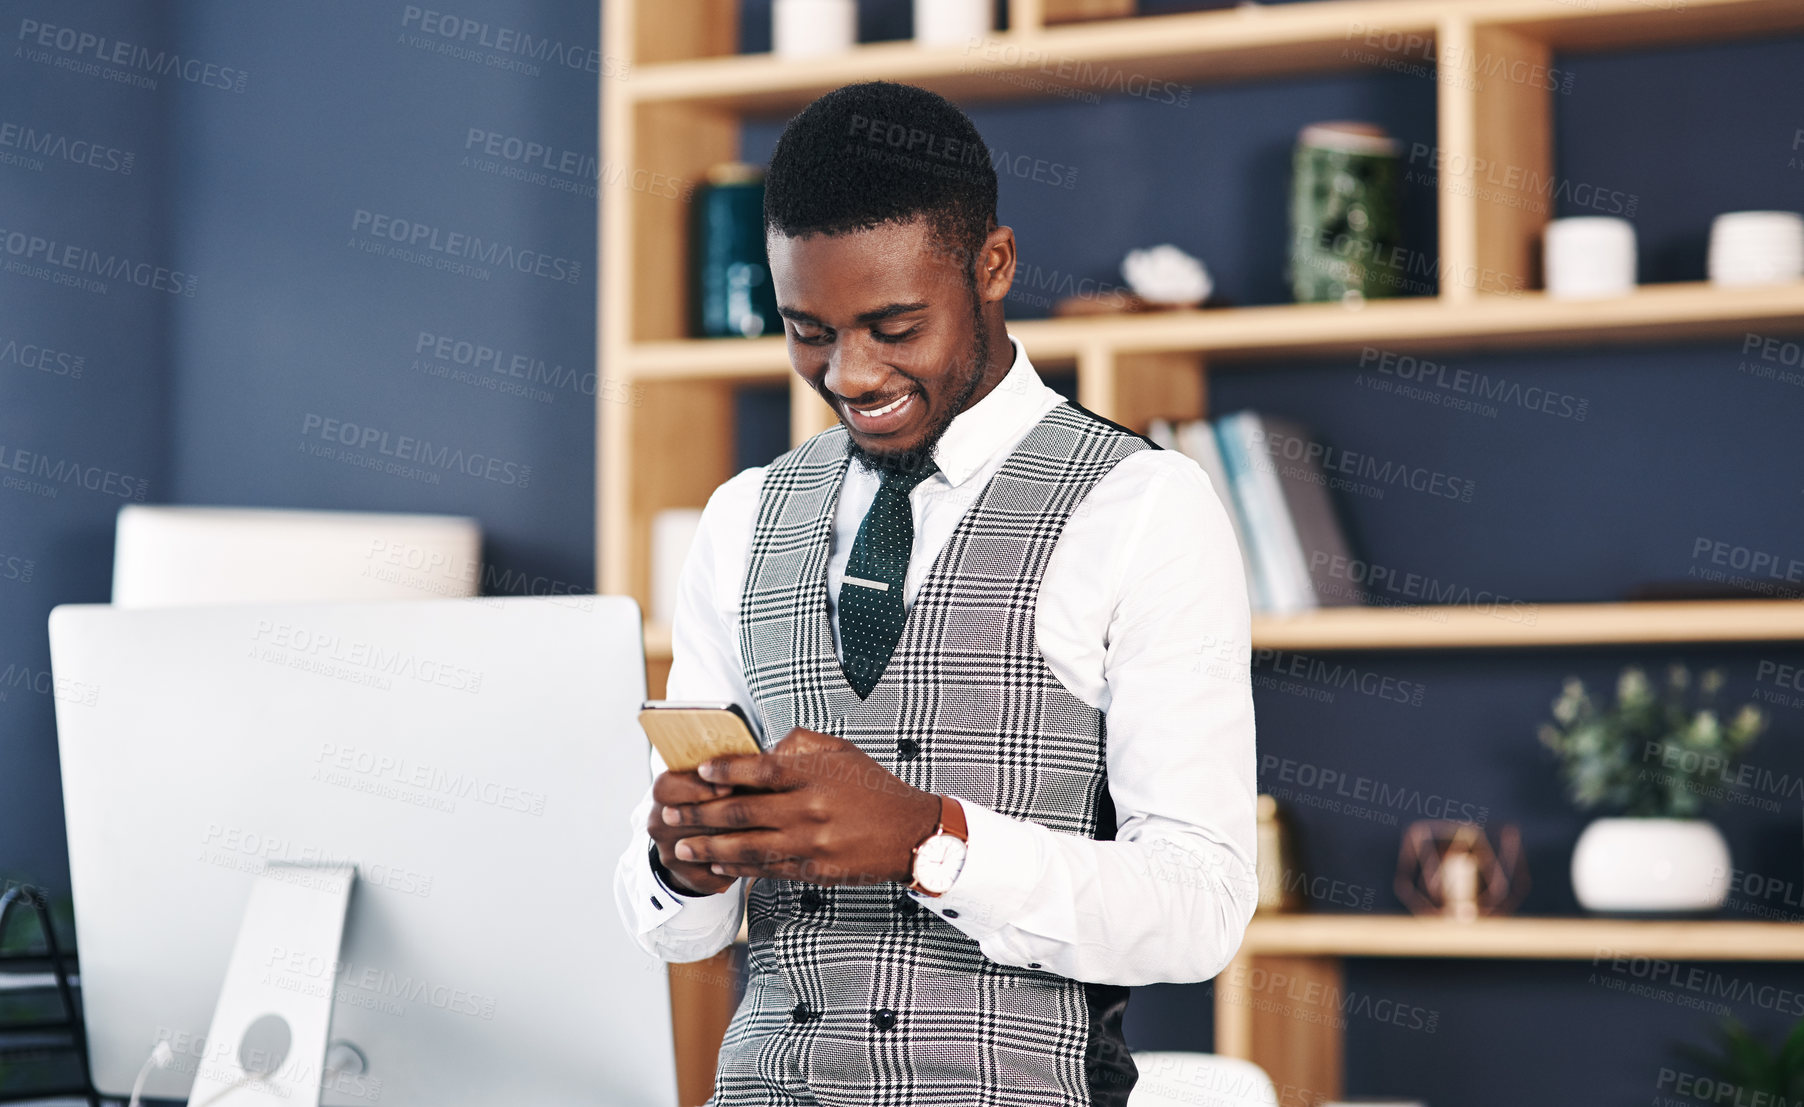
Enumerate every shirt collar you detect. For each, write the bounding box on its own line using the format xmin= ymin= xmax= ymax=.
xmin=929 ymin=334 xmax=1056 ymax=488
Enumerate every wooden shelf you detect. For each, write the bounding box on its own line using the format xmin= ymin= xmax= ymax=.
xmin=1242 ymin=915 xmax=1804 ymax=961
xmin=628 ymin=2 xmax=1437 ymax=112
xmin=626 ymin=283 xmax=1804 ymax=380
xmin=623 ymin=0 xmax=1804 ymax=113
xmin=1218 ymin=913 xmax=1804 ymax=1088
xmin=1252 ymin=599 xmax=1804 ymax=650
xmin=644 ymin=600 xmax=1804 ymax=661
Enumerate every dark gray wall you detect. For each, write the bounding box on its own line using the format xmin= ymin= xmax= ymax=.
xmin=3 ymin=2 xmax=175 ymax=909
xmin=1 ymin=0 xmax=597 ymax=917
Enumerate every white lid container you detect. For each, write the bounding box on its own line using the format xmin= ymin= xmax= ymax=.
xmin=773 ymin=0 xmax=856 ymax=57
xmin=1544 ymin=216 xmax=1637 ymax=300
xmin=1708 ymin=210 xmax=1804 ymax=287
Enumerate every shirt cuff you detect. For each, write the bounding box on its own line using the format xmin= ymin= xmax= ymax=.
xmin=906 ymin=797 xmax=1045 ymax=942
xmin=649 ymin=842 xmax=708 ymax=901
xmin=624 ymin=837 xmax=745 ymax=939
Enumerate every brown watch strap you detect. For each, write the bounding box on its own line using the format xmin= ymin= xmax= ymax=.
xmin=937 ymin=793 xmax=968 ymax=842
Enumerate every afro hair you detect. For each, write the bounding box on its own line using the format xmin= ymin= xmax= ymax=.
xmin=763 ymin=81 xmax=998 ymax=281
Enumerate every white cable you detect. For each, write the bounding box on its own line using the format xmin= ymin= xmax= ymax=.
xmin=127 ymin=1039 xmax=174 ymax=1107
xmin=123 ymin=1033 xmax=354 ymax=1106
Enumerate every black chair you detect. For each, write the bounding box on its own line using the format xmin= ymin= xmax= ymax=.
xmin=0 ymin=885 xmax=99 ymax=1106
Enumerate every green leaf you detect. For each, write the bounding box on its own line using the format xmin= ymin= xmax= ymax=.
xmin=1778 ymin=1018 xmax=1804 ymax=1084
xmin=1539 ymin=664 xmax=1769 ymax=818
xmin=1723 ymin=1021 xmax=1780 ymax=1091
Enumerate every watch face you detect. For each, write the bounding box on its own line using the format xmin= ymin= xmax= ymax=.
xmin=913 ymin=833 xmax=968 ymax=895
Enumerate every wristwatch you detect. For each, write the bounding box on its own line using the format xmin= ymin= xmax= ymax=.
xmin=906 ymin=794 xmax=969 ymax=897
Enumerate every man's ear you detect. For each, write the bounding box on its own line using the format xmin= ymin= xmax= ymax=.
xmin=974 ymin=225 xmax=1016 ymax=306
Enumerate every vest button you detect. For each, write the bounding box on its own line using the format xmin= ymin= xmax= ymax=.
xmin=799 ymin=888 xmax=824 ymax=911
xmin=870 ymin=1008 xmax=897 ymax=1031
xmin=790 ymin=1003 xmax=813 ymax=1023
xmin=893 ymin=895 xmax=918 ymax=916
xmin=896 ymin=738 xmax=920 ymax=760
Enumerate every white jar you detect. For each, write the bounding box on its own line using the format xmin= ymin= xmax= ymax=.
xmin=773 ymin=0 xmax=856 ymax=57
xmin=1708 ymin=210 xmax=1804 ymax=287
xmin=1570 ymin=817 xmax=1731 ymax=913
xmin=1544 ymin=216 xmax=1637 ymax=300
xmin=915 ymin=0 xmax=993 ymax=47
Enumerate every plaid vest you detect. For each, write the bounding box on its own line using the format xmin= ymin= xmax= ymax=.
xmin=711 ymin=402 xmax=1150 ymax=1107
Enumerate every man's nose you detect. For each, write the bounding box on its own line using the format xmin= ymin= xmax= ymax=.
xmin=822 ymin=339 xmax=891 ymax=401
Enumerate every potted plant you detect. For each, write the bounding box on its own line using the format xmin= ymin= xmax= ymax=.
xmin=1673 ymin=1017 xmax=1804 ymax=1105
xmin=1538 ymin=664 xmax=1766 ymax=913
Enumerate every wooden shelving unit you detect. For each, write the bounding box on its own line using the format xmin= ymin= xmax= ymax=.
xmin=595 ymin=0 xmax=1804 ymax=1102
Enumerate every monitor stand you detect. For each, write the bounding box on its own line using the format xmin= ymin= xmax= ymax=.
xmin=185 ymin=863 xmax=355 ymax=1107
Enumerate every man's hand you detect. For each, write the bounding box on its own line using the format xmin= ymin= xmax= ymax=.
xmin=661 ymin=728 xmax=942 ymax=886
xmin=648 ymin=769 xmax=738 ymax=896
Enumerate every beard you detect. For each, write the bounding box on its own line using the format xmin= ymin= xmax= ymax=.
xmin=842 ymin=297 xmax=991 ymax=479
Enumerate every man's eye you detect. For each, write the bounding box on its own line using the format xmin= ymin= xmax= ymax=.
xmin=873 ymin=327 xmax=920 ymax=344
xmin=791 ymin=325 xmax=831 ymax=345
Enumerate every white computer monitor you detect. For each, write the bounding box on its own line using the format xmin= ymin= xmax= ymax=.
xmin=48 ymin=595 xmax=677 ymax=1106
xmin=111 ymin=505 xmax=483 ymax=608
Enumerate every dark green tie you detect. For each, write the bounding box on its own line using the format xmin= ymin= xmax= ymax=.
xmin=839 ymin=459 xmax=939 ymax=698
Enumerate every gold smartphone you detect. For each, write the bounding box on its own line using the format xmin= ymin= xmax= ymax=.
xmin=638 ymin=700 xmax=762 ymax=773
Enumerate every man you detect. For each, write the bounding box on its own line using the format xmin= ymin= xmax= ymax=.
xmin=614 ymin=81 xmax=1256 ymax=1106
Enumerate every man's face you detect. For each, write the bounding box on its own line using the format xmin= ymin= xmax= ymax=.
xmin=767 ymin=217 xmax=990 ymax=472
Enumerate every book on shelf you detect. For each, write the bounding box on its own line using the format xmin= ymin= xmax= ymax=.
xmin=1154 ymin=411 xmax=1362 ymax=615
xmin=1246 ymin=412 xmax=1363 ymax=610
xmin=1217 ymin=411 xmax=1313 ymax=614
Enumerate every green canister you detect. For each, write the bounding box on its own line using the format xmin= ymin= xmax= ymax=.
xmin=1288 ymin=122 xmax=1404 ymax=304
xmin=692 ymin=163 xmax=782 ymax=339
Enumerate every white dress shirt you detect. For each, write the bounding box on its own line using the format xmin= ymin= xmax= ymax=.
xmin=613 ymin=335 xmax=1258 ymax=988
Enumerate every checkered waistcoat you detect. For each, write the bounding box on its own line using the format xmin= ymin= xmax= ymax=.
xmin=711 ymin=402 xmax=1149 ymax=1107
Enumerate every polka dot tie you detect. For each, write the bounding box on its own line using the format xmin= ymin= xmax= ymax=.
xmin=838 ymin=459 xmax=939 ymax=698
